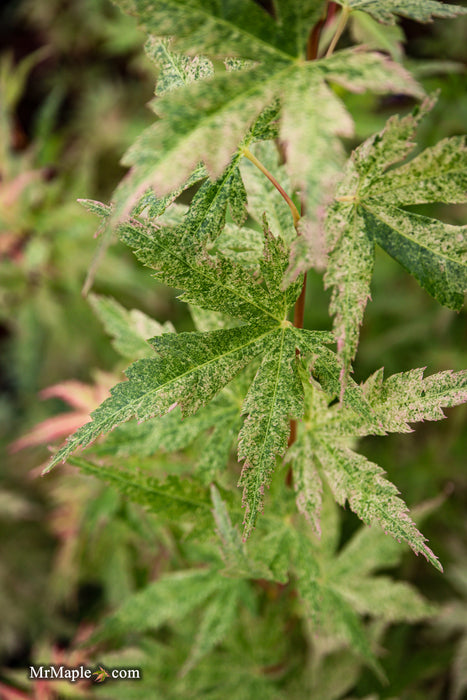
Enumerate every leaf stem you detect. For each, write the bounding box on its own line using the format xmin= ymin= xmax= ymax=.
xmin=241 ymin=147 xmax=300 ymax=227
xmin=325 ymin=5 xmax=350 ymax=58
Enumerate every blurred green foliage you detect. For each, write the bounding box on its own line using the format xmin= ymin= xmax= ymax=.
xmin=0 ymin=1 xmax=466 ymax=698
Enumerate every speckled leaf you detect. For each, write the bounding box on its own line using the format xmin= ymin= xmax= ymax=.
xmin=70 ymin=457 xmax=214 ymax=532
xmin=335 ymin=0 xmax=467 ymax=25
xmin=45 ymin=323 xmax=272 ymax=471
xmin=45 ymin=218 xmax=338 ymax=488
xmin=302 ymin=365 xmax=467 ymax=449
xmin=325 ymin=203 xmax=374 ymax=374
xmin=370 ymin=135 xmax=467 ymax=205
xmin=362 ymin=204 xmax=467 ymax=310
xmin=145 ymin=37 xmax=213 ymax=96
xmin=111 ymin=4 xmax=424 ymax=221
xmin=238 ymin=327 xmax=304 ymax=537
xmin=312 ymin=438 xmax=442 ymax=571
xmin=118 ymin=219 xmax=288 ymax=323
xmin=287 ymin=431 xmax=323 ymax=536
xmin=363 ymin=366 xmax=467 ymax=433
xmin=325 ymin=97 xmax=467 ymax=379
xmin=353 ymin=95 xmax=436 ymax=183
xmin=113 ymin=0 xmax=292 ymax=61
xmin=113 ymin=66 xmax=280 ymax=219
xmin=89 ymin=294 xmax=174 ymax=360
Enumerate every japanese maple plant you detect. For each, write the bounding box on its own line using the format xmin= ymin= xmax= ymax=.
xmin=44 ymin=0 xmax=467 ymax=691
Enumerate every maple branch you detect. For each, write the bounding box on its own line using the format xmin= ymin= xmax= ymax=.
xmin=307 ymin=16 xmax=326 ymax=60
xmin=288 ymin=251 xmax=307 ymax=458
xmin=293 ymin=272 xmax=307 ymax=329
xmin=241 ymin=147 xmax=300 ymax=227
xmin=307 ymin=0 xmax=336 ymax=60
xmin=325 ymin=5 xmax=350 ymax=57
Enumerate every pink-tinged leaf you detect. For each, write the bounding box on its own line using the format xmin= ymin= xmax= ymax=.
xmin=39 ymin=379 xmax=111 ymax=413
xmin=0 ymin=683 xmax=31 ymax=700
xmin=10 ymin=414 xmax=93 ymax=453
xmin=319 ymin=49 xmax=425 ymax=99
xmin=10 ymin=375 xmax=113 ymax=453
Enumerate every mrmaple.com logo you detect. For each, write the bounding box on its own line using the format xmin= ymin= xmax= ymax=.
xmin=29 ymin=664 xmax=141 ymax=683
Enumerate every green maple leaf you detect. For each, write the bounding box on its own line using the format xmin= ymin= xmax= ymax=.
xmin=89 ymin=293 xmax=175 ymax=360
xmin=109 ymin=0 xmax=423 ymax=220
xmin=94 ymin=374 xmax=247 ymax=484
xmin=71 ymin=457 xmax=220 ymax=538
xmin=223 ymin=483 xmax=437 ymax=672
xmin=335 ymin=0 xmax=467 ymax=25
xmin=46 ymin=211 xmax=373 ymax=536
xmin=288 ymin=364 xmax=467 ymax=571
xmin=325 ymin=96 xmax=467 ymax=377
xmin=293 ymin=497 xmax=438 ymax=674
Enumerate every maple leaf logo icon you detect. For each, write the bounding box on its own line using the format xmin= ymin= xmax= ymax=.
xmin=92 ymin=666 xmax=110 ymax=683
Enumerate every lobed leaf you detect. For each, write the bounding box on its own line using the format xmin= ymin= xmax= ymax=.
xmin=89 ymin=294 xmax=174 ymax=360
xmin=238 ymin=326 xmax=304 ymax=537
xmin=145 ymin=36 xmax=213 ymax=96
xmin=118 ymin=219 xmax=288 ymax=322
xmin=71 ymin=457 xmax=214 ymax=532
xmin=44 ymin=324 xmax=271 ymax=471
xmin=335 ymin=0 xmax=467 ymax=25
xmin=363 ymin=366 xmax=467 ymax=433
xmin=312 ymin=439 xmax=442 ymax=571
xmin=325 ymin=97 xmax=467 ymax=377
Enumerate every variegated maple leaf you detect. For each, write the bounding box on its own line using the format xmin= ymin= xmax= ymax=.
xmin=325 ymin=96 xmax=467 ymax=379
xmin=45 ymin=208 xmax=374 ymax=537
xmin=109 ymin=0 xmax=424 ymax=222
xmin=288 ymin=366 xmax=467 ymax=571
xmin=335 ymin=0 xmax=467 ymax=25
